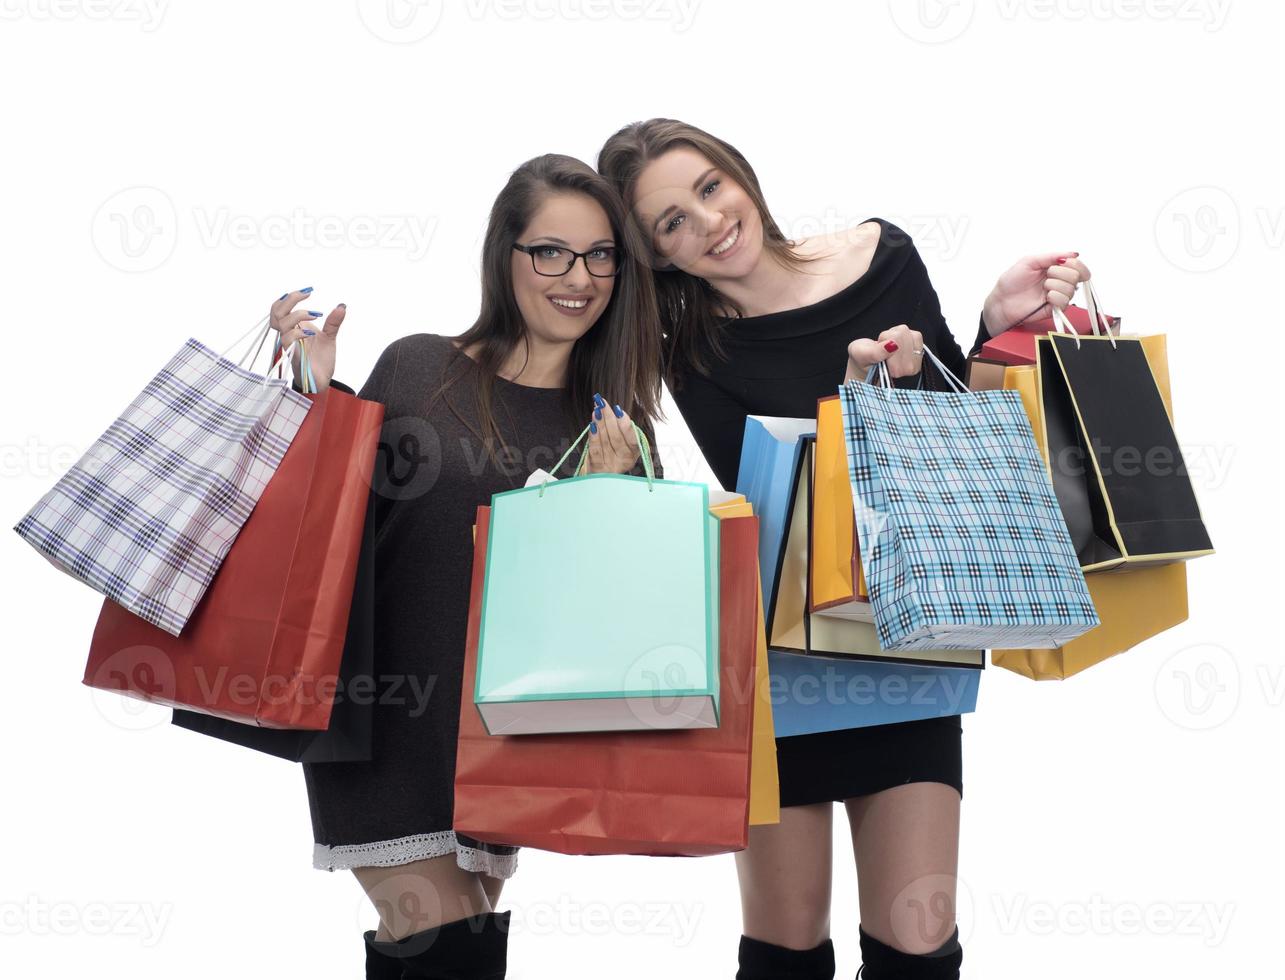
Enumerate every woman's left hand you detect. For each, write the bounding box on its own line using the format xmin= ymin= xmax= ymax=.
xmin=846 ymin=323 xmax=927 ymax=383
xmin=581 ymin=393 xmax=641 ymax=475
xmin=982 ymin=252 xmax=1092 ymax=336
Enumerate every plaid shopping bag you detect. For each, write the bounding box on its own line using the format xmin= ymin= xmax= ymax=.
xmin=839 ymin=348 xmax=1098 ymax=651
xmin=87 ymin=384 xmax=383 ymax=729
xmin=15 ymin=325 xmax=312 ymax=636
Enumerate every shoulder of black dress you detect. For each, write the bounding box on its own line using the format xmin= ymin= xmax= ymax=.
xmin=864 ymin=216 xmax=916 ymax=252
xmin=396 ymin=332 xmax=449 ymax=351
xmin=380 ymin=332 xmax=462 ymax=364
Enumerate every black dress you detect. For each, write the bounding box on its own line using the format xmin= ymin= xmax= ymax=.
xmin=300 ymin=333 xmax=660 ymax=874
xmin=667 ymin=218 xmax=992 ymax=807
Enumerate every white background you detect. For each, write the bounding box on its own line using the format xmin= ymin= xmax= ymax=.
xmin=2 ymin=1 xmax=1281 ymax=977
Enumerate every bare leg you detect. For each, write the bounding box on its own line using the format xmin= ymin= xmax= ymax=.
xmin=735 ymin=801 xmax=834 ymax=949
xmin=355 ymin=854 xmax=494 ymax=942
xmin=480 ymin=874 xmax=505 ymax=911
xmin=845 ymin=782 xmax=961 ymax=954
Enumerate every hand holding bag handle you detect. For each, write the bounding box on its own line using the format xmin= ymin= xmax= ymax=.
xmin=1050 ymin=276 xmax=1117 ymax=351
xmin=538 ymin=421 xmax=656 ymax=496
xmin=218 ymin=314 xmax=317 ymax=392
xmin=865 ymin=345 xmax=970 ymax=394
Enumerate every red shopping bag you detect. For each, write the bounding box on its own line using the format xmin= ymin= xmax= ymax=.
xmin=84 ymin=386 xmax=384 ymax=729
xmin=453 ymin=506 xmax=760 ymax=856
xmin=977 ymin=304 xmax=1120 ymax=367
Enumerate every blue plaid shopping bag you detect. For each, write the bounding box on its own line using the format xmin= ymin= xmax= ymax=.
xmin=14 ymin=317 xmax=314 ymax=636
xmin=839 ymin=348 xmax=1098 ymax=651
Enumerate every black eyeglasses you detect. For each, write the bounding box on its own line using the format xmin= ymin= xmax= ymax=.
xmin=513 ymin=242 xmax=621 ymax=278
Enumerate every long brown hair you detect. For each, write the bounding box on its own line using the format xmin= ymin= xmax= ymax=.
xmin=430 ymin=153 xmax=663 ymax=467
xmin=597 ymin=118 xmax=815 ymax=385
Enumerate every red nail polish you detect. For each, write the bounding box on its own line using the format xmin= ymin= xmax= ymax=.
xmin=884 ymin=341 xmax=899 ymax=352
xmin=1056 ymin=258 xmax=1066 ymax=265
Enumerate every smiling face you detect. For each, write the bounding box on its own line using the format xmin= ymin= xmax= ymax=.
xmin=510 ymin=191 xmax=617 ymax=346
xmin=630 ymin=144 xmax=765 ymax=281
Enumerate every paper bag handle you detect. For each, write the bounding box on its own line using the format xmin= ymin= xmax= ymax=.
xmin=217 ymin=315 xmax=315 ymax=391
xmin=1050 ymin=277 xmax=1118 ymax=351
xmin=864 ymin=346 xmax=970 ymax=395
xmin=539 ymin=420 xmax=656 ymax=496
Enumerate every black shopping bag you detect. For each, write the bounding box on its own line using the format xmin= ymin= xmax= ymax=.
xmin=1038 ymin=333 xmax=1213 ymax=572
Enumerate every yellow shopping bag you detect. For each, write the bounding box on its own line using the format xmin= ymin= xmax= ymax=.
xmin=991 ymin=562 xmax=1188 ymax=678
xmin=978 ymin=334 xmax=1189 ymax=679
xmin=711 ymin=494 xmax=780 ymax=826
xmin=810 ymin=396 xmax=871 ymax=620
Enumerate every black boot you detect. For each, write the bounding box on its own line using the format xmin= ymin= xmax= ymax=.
xmin=856 ymin=925 xmax=961 ymax=979
xmin=366 ymin=910 xmax=510 ymax=979
xmin=365 ymin=929 xmax=408 ymax=979
xmin=737 ymin=934 xmax=836 ymax=979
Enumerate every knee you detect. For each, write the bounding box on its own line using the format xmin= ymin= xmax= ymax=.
xmin=744 ymin=892 xmax=830 ymax=950
xmin=876 ymin=874 xmax=959 ymax=955
xmin=875 ymin=916 xmax=957 ymax=956
xmin=859 ymin=924 xmax=962 ymax=979
xmin=770 ymin=910 xmax=831 ymax=951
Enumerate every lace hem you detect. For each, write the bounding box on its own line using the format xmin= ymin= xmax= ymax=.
xmin=313 ymin=831 xmax=519 ymax=879
xmin=456 ymin=841 xmax=519 ymax=879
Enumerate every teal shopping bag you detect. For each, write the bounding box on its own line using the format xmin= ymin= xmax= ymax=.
xmin=474 ymin=425 xmax=720 ymax=735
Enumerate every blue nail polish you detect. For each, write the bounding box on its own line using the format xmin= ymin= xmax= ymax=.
xmin=301 ymin=286 xmax=313 ymax=294
xmin=302 ymin=328 xmax=316 ymax=336
xmin=593 ymin=392 xmax=605 ymax=406
xmin=613 ymin=404 xmax=624 ymax=418
xmin=307 ymin=310 xmax=323 ymax=317
xmin=590 ymin=421 xmax=598 ymax=434
xmin=277 ymin=293 xmax=287 ymax=301
xmin=594 ymin=407 xmax=602 ymax=421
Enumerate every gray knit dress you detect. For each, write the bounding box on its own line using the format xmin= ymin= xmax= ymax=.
xmin=302 ymin=332 xmax=658 ymax=875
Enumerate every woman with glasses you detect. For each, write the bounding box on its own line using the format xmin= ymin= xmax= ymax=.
xmin=270 ymin=153 xmax=662 ymax=979
xmin=598 ymin=118 xmax=1094 ymax=980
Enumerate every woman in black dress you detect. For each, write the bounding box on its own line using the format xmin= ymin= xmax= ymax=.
xmin=598 ymin=119 xmax=1095 ymax=980
xmin=270 ymin=154 xmax=661 ymax=978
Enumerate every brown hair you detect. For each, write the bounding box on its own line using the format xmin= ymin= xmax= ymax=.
xmin=597 ymin=118 xmax=815 ymax=384
xmin=429 ymin=153 xmax=663 ymax=469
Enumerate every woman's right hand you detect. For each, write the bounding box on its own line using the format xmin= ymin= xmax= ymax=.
xmin=269 ymin=288 xmax=344 ymax=389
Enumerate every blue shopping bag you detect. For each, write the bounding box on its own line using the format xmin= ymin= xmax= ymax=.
xmin=840 ymin=348 xmax=1099 ymax=651
xmin=735 ymin=415 xmax=816 ymax=620
xmin=767 ymin=650 xmax=981 ymax=737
